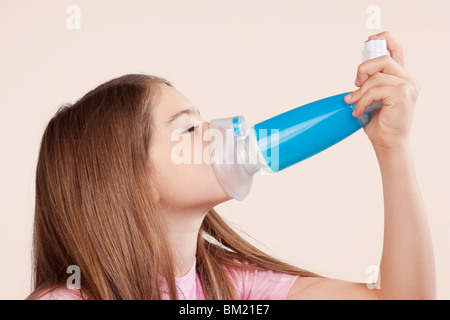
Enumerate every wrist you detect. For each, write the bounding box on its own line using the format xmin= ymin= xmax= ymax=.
xmin=373 ymin=140 xmax=416 ymax=175
xmin=372 ymin=138 xmax=412 ymax=159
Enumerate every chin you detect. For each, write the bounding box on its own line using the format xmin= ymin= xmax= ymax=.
xmin=203 ymin=191 xmax=233 ymax=208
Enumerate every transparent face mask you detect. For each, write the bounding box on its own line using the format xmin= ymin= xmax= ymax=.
xmin=208 ymin=116 xmax=272 ymax=201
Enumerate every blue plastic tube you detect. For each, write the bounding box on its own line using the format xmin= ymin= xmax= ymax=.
xmin=253 ymin=92 xmax=363 ymax=173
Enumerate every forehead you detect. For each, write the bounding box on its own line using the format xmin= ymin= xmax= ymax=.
xmin=155 ymin=84 xmax=194 ymax=119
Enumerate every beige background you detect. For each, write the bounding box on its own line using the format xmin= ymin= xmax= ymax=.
xmin=1 ymin=0 xmax=449 ymax=299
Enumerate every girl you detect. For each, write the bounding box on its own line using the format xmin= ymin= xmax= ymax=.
xmin=28 ymin=31 xmax=435 ymax=300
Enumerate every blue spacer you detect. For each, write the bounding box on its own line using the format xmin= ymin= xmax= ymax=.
xmin=232 ymin=117 xmax=241 ymax=136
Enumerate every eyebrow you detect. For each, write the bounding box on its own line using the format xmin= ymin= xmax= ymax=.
xmin=166 ymin=108 xmax=200 ymax=126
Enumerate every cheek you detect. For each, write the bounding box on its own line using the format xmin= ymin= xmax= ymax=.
xmin=176 ymin=136 xmax=219 ymax=194
xmin=153 ymin=134 xmax=222 ymax=205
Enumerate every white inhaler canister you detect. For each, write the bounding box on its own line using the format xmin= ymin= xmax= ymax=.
xmin=356 ymin=39 xmax=389 ymax=125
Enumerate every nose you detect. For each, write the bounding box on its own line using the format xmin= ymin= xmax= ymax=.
xmin=203 ymin=121 xmax=211 ymax=142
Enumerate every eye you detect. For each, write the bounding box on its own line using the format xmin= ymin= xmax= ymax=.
xmin=185 ymin=125 xmax=199 ymax=135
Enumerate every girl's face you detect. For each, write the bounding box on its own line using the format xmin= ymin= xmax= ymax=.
xmin=149 ymin=84 xmax=232 ymax=210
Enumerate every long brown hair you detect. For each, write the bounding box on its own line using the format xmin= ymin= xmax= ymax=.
xmin=27 ymin=74 xmax=317 ymax=300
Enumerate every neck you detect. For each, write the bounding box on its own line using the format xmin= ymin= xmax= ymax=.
xmin=162 ymin=205 xmax=209 ymax=277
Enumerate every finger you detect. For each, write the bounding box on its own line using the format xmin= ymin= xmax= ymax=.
xmin=345 ymin=73 xmax=405 ymax=104
xmin=355 ymin=55 xmax=409 ymax=87
xmin=368 ymin=31 xmax=407 ymax=69
xmin=352 ymin=86 xmax=396 ymax=118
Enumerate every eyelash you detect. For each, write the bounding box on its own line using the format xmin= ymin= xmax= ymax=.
xmin=185 ymin=125 xmax=199 ymax=135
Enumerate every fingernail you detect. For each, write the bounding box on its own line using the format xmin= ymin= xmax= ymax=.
xmin=345 ymin=92 xmax=352 ymax=101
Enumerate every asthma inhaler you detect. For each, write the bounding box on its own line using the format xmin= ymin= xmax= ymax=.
xmin=208 ymin=39 xmax=388 ymax=200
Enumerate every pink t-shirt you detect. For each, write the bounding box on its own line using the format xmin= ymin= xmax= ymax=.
xmin=38 ymin=259 xmax=299 ymax=300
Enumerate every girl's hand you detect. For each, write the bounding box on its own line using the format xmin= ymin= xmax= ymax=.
xmin=344 ymin=31 xmax=420 ymax=153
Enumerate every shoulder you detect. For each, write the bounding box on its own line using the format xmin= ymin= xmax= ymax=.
xmin=36 ymin=286 xmax=88 ymax=300
xmin=224 ymin=259 xmax=300 ymax=300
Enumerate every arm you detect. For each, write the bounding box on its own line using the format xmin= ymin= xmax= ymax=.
xmin=287 ymin=31 xmax=436 ymax=300
xmin=372 ymin=142 xmax=435 ymax=299
xmin=287 ymin=143 xmax=435 ymax=300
